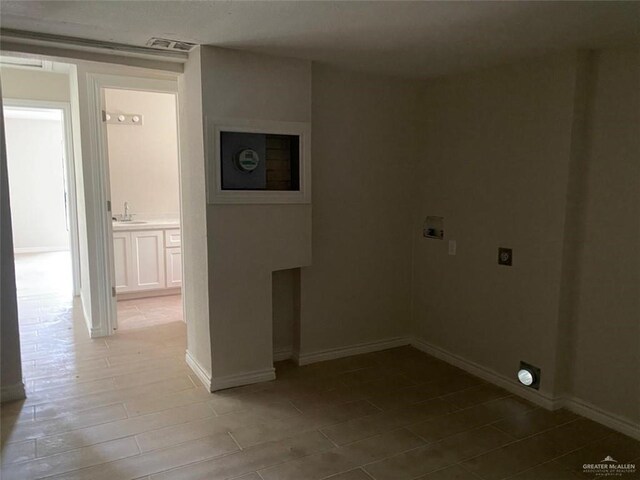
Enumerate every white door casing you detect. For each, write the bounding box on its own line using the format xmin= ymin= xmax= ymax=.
xmin=86 ymin=73 xmax=180 ymax=336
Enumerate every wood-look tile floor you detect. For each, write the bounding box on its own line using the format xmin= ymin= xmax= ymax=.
xmin=117 ymin=295 xmax=184 ymax=331
xmin=2 ymin=295 xmax=639 ymax=479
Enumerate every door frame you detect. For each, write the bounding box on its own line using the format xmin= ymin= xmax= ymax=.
xmin=3 ymin=98 xmax=82 ymax=296
xmin=86 ymin=73 xmax=181 ymax=335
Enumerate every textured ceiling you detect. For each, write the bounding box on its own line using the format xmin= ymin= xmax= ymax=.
xmin=1 ymin=1 xmax=638 ymax=78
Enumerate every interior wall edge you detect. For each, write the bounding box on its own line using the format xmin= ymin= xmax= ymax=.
xmin=0 ymin=382 xmax=25 ymax=404
xmin=552 ymin=49 xmax=598 ymax=398
xmin=411 ymin=336 xmax=559 ymax=410
xmin=186 ymin=349 xmax=212 ymax=391
xmin=412 ymin=335 xmax=640 ymax=440
xmin=210 ymin=367 xmax=276 ymax=392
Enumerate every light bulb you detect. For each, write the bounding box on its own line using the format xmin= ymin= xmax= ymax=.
xmin=517 ymin=369 xmax=534 ymax=386
xmin=118 ymin=115 xmax=125 ymax=122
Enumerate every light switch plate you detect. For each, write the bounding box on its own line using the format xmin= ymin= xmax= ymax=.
xmin=448 ymin=240 xmax=456 ymax=255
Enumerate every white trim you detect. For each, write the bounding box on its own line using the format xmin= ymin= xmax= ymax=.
xmin=1 ymin=28 xmax=188 ymax=64
xmin=0 ymin=382 xmax=26 ymax=403
xmin=116 ymin=287 xmax=181 ymax=301
xmin=186 ymin=350 xmax=212 ymax=391
xmin=3 ymin=98 xmax=81 ymax=296
xmin=207 ymin=117 xmax=311 ymax=205
xmin=86 ymin=74 xmax=180 ymax=336
xmin=89 ymin=324 xmax=110 ymax=338
xmin=410 ymin=336 xmax=559 ymax=410
xmin=273 ymin=347 xmax=293 ymax=362
xmin=14 ymin=247 xmax=70 ymax=254
xmin=295 ymin=336 xmax=411 ymax=366
xmin=561 ymin=396 xmax=640 ymax=441
xmin=211 ymin=368 xmax=276 ymax=392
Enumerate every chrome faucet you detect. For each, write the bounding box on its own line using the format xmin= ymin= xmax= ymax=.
xmin=123 ymin=201 xmax=132 ymax=221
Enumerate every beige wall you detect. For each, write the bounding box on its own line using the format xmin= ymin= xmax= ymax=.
xmin=5 ymin=113 xmax=70 ymax=251
xmin=300 ymin=64 xmax=421 ymax=355
xmin=0 ymin=67 xmax=70 ymax=102
xmin=412 ymin=49 xmax=640 ymax=433
xmin=412 ymin=53 xmax=578 ymax=401
xmin=567 ymin=48 xmax=640 ymax=425
xmin=199 ymin=47 xmax=312 ymax=385
xmin=0 ymin=85 xmax=25 ymax=402
xmin=105 ymin=88 xmax=180 ymax=218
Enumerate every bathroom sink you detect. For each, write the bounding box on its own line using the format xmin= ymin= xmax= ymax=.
xmin=114 ymin=220 xmax=147 ymax=225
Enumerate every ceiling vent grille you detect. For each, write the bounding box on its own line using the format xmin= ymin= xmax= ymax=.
xmin=146 ymin=37 xmax=197 ymax=52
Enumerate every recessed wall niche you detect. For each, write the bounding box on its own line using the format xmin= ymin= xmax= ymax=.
xmin=220 ymin=131 xmax=300 ymax=191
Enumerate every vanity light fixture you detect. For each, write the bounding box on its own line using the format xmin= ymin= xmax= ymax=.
xmin=104 ymin=113 xmax=143 ymax=125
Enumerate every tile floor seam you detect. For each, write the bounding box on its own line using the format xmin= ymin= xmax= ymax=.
xmin=228 ymin=431 xmax=244 ymax=451
xmin=363 ymin=419 xmax=602 ymax=480
xmin=456 ymin=428 xmax=617 ymax=480
xmin=35 ymin=430 xmax=244 ymax=480
xmin=317 ymin=428 xmax=341 ymax=448
xmin=150 ymin=434 xmax=329 ymax=480
xmin=493 ymin=416 xmax=584 ymax=443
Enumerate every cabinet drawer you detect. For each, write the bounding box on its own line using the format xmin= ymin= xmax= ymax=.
xmin=164 ymin=229 xmax=181 ymax=247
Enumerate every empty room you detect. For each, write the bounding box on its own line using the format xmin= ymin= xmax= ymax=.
xmin=0 ymin=2 xmax=638 ymax=479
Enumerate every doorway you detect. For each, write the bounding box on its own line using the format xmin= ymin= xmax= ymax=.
xmin=4 ymin=102 xmax=79 ymax=300
xmin=101 ymin=85 xmax=184 ymax=332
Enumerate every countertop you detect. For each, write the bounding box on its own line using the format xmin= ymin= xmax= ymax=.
xmin=112 ymin=218 xmax=180 ymax=232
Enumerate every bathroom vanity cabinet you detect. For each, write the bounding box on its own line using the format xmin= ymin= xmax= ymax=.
xmin=112 ymin=222 xmax=181 ymax=295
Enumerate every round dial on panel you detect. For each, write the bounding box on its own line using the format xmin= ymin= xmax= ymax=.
xmin=235 ymin=149 xmax=260 ymax=172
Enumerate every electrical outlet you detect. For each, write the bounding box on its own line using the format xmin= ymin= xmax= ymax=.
xmin=498 ymin=247 xmax=512 ymax=266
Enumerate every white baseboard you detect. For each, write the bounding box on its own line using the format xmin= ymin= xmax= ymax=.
xmin=210 ymin=367 xmax=275 ymax=392
xmin=561 ymin=395 xmax=640 ymax=441
xmin=411 ymin=336 xmax=559 ymax=410
xmin=295 ymin=336 xmax=411 ymax=366
xmin=1 ymin=382 xmax=26 ymax=403
xmin=410 ymin=336 xmax=640 ymax=440
xmin=186 ymin=350 xmax=212 ymax=391
xmin=116 ymin=288 xmax=181 ymax=301
xmin=273 ymin=347 xmax=293 ymax=362
xmin=14 ymin=247 xmax=69 ymax=254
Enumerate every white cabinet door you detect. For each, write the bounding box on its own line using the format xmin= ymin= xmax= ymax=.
xmin=131 ymin=230 xmax=166 ymax=291
xmin=164 ymin=229 xmax=181 ymax=247
xmin=165 ymin=247 xmax=182 ymax=288
xmin=113 ymin=232 xmax=135 ymax=293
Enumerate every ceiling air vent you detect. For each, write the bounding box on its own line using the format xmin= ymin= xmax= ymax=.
xmin=146 ymin=37 xmax=197 ymax=52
